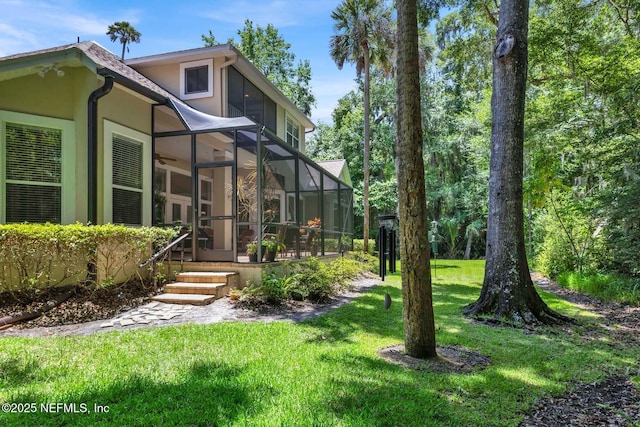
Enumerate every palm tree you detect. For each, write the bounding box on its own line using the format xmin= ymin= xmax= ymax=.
xmin=330 ymin=0 xmax=394 ymax=254
xmin=107 ymin=21 xmax=141 ymax=60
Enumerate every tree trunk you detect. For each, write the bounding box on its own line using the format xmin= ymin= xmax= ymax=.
xmin=396 ymin=0 xmax=437 ymax=358
xmin=464 ymin=0 xmax=570 ymax=325
xmin=363 ymin=46 xmax=371 ymax=254
xmin=464 ymin=232 xmax=473 ymax=260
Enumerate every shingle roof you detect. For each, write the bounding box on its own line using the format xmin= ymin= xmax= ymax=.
xmin=80 ymin=41 xmax=175 ymax=100
xmin=316 ymin=159 xmax=351 ymax=185
xmin=0 ymin=41 xmax=175 ymax=101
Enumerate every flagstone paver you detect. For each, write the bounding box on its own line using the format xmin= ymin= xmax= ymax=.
xmin=101 ymin=302 xmax=195 ymax=328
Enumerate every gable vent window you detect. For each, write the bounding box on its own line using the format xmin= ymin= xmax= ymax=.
xmin=5 ymin=123 xmax=62 ymax=223
xmin=112 ymin=135 xmax=143 ymax=225
xmin=180 ymin=59 xmax=213 ymax=100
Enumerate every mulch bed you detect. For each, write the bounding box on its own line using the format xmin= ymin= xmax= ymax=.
xmin=0 ymin=282 xmax=162 ymax=329
xmin=378 ymin=344 xmax=492 ymax=373
xmin=519 ymin=376 xmax=639 ymax=427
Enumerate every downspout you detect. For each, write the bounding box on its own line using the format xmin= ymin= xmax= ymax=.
xmin=87 ymin=75 xmax=114 ymax=225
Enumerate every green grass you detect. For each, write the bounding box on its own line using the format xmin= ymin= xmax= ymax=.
xmin=1 ymin=260 xmax=636 ymax=426
xmin=557 ymin=271 xmax=640 ymax=306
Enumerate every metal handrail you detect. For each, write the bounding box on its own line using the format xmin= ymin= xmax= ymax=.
xmin=139 ymin=231 xmax=192 ymax=268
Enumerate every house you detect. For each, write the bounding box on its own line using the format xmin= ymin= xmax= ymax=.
xmin=0 ymin=41 xmax=353 ymax=264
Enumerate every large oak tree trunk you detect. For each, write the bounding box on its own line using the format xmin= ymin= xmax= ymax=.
xmin=464 ymin=0 xmax=569 ymax=325
xmin=396 ymin=0 xmax=437 ymax=358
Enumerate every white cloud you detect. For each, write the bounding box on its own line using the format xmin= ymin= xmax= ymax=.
xmin=0 ymin=1 xmax=138 ymax=56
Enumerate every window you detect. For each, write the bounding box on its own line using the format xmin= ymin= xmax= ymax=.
xmin=170 ymin=172 xmax=191 ymax=197
xmin=104 ymin=121 xmax=151 ymax=225
xmin=5 ymin=123 xmax=62 ymax=223
xmin=112 ymin=135 xmax=143 ymax=225
xmin=227 ymin=66 xmax=277 ymax=133
xmin=1 ymin=111 xmax=75 ymax=224
xmin=185 ymin=65 xmax=208 ymax=94
xmin=286 ymin=117 xmax=300 ymax=149
xmin=180 ymin=59 xmax=213 ymax=100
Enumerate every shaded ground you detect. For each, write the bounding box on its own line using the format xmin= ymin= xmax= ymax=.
xmin=517 ymin=274 xmax=640 ymax=426
xmin=519 ymin=376 xmax=639 ymax=427
xmin=378 ymin=344 xmax=492 ymax=374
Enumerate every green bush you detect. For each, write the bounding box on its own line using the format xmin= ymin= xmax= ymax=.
xmin=557 ymin=271 xmax=640 ymax=306
xmin=534 ymin=192 xmax=603 ymax=278
xmin=241 ymin=253 xmax=376 ymax=304
xmin=0 ymin=223 xmax=176 ymax=293
xmin=243 ymin=271 xmax=295 ymax=304
xmin=353 ymin=239 xmax=376 ymax=255
xmin=346 ymin=251 xmax=379 ymax=274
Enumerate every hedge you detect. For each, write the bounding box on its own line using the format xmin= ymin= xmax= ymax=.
xmin=0 ymin=223 xmax=176 ymax=293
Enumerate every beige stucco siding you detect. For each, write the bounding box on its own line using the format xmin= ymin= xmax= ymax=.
xmin=132 ymin=57 xmax=226 ymax=117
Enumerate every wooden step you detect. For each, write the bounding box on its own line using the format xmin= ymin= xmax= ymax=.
xmin=175 ymin=272 xmax=237 ymax=284
xmin=151 ymin=293 xmax=218 ymax=306
xmin=164 ymin=282 xmax=230 ymax=297
xmin=151 ymin=271 xmax=239 ymax=305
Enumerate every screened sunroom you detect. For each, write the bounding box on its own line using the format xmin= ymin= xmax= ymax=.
xmin=152 ymin=99 xmax=354 ymax=263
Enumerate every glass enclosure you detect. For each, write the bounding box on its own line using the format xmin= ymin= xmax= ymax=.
xmin=152 ymin=103 xmax=353 ymax=263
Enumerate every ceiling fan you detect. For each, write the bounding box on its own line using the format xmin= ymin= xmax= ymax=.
xmin=155 ymin=153 xmax=176 ymax=165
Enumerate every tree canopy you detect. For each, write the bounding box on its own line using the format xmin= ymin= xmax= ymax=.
xmin=106 ymin=21 xmax=141 ymax=60
xmin=310 ymin=0 xmax=639 ymax=293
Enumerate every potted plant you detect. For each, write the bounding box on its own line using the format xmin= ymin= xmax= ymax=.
xmin=263 ymin=239 xmax=278 ymax=262
xmin=246 ymin=242 xmax=258 ymax=262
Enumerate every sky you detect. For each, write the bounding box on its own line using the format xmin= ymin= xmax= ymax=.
xmin=0 ymin=0 xmax=360 ymax=125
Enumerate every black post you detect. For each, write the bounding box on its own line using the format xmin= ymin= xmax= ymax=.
xmin=379 ymin=225 xmax=387 ymax=280
xmin=389 ymin=228 xmax=396 ymax=273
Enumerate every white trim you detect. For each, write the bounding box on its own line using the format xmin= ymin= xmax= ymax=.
xmin=103 ymin=120 xmax=151 ymax=226
xmin=286 ymin=114 xmax=300 ymax=150
xmin=0 ymin=110 xmax=76 ymax=224
xmin=179 ymin=58 xmax=214 ymax=100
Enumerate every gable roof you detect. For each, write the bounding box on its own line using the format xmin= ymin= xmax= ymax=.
xmin=317 ymin=159 xmax=352 ymax=187
xmin=126 ymin=44 xmax=315 ymax=131
xmin=0 ymin=41 xmax=175 ymax=102
xmin=0 ymin=41 xmax=314 ymax=132
xmin=0 ymin=41 xmax=257 ymax=131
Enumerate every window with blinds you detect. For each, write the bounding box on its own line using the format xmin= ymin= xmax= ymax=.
xmin=5 ymin=122 xmax=62 ymax=223
xmin=112 ymin=134 xmax=143 ymax=225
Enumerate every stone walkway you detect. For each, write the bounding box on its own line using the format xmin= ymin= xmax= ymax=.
xmin=98 ymin=302 xmax=194 ymax=328
xmin=1 ymin=277 xmax=381 ymax=338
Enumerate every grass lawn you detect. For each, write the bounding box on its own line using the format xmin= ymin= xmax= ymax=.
xmin=1 ymin=260 xmax=636 ymax=426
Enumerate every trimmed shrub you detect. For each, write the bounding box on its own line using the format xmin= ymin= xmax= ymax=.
xmin=0 ymin=223 xmax=176 ymax=293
